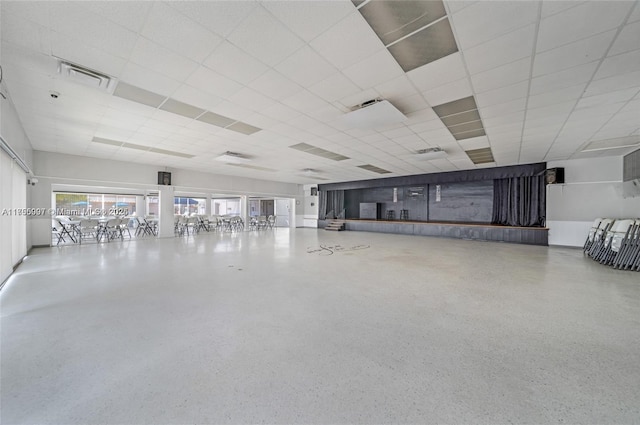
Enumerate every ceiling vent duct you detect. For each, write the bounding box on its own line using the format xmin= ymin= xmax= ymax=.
xmin=57 ymin=59 xmax=117 ymax=93
xmin=215 ymin=151 xmax=251 ymax=164
xmin=342 ymin=99 xmax=407 ymax=129
xmin=415 ymin=147 xmax=447 ymax=160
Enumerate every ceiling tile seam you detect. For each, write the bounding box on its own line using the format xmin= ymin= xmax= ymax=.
xmin=541 ymin=4 xmax=639 ymax=160
xmin=440 ymin=0 xmax=490 ymax=167
xmin=384 ymin=14 xmax=450 ymax=49
xmin=514 ymin=1 xmax=542 ymax=163
xmin=535 ymin=20 xmax=635 ymax=56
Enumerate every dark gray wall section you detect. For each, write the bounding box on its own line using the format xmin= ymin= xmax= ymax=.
xmin=344 ymin=181 xmax=492 ymax=222
xmin=320 ymin=162 xmax=546 ymax=191
xmin=428 ymin=180 xmax=493 ymax=223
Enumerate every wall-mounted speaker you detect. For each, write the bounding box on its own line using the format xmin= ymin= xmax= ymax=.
xmin=158 ymin=171 xmax=172 ymax=186
xmin=545 ymin=167 xmax=564 ymax=185
xmin=310 ymin=187 xmax=318 ymax=196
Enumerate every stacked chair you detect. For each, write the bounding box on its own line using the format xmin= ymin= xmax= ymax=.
xmin=583 ymin=218 xmax=640 ymax=271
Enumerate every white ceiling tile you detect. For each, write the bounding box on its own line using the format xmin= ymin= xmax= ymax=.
xmin=167 ymin=1 xmax=257 ymax=39
xmin=423 ymin=78 xmax=473 ymax=106
xmin=406 ymin=52 xmax=467 ymax=92
xmin=308 ymin=73 xmax=361 ymax=103
xmin=211 ymin=100 xmax=254 ymax=122
xmin=130 ymin=37 xmax=199 ymax=82
xmin=261 ymin=103 xmax=303 ymax=122
xmin=204 ymin=41 xmax=270 ymax=86
xmin=342 ymin=49 xmax=404 ymax=90
xmin=596 ymin=49 xmax=640 ymax=80
xmin=476 ymin=81 xmax=529 ymax=107
xmin=409 ymin=118 xmax=448 ymax=134
xmin=263 ymin=0 xmax=354 ymax=42
xmin=541 ymin=1 xmax=585 ymax=18
xmin=458 ymin=135 xmax=490 ymax=150
xmin=1 ymin=13 xmax=50 ymax=55
xmin=120 ymin=62 xmax=181 ymax=98
xmin=78 ymin=1 xmax=152 ymax=33
xmin=533 ymin=30 xmax=616 ymax=77
xmin=529 ymin=61 xmax=599 ymax=95
xmin=50 ymin=3 xmax=138 ymax=60
xmin=483 ymin=111 xmax=525 ymax=128
xmin=470 ymin=57 xmax=532 ymax=94
xmin=281 ymin=90 xmax=329 ymax=114
xmin=226 ymin=6 xmax=305 ymax=67
xmin=391 ymin=93 xmax=430 ymax=115
xmin=537 ymin=1 xmax=633 ymax=53
xmin=527 ymin=101 xmax=575 ymax=121
xmin=464 ymin=24 xmax=536 ymax=75
xmin=527 ymin=84 xmax=586 ymax=109
xmin=185 ymin=66 xmax=243 ymax=100
xmin=575 ymin=87 xmax=637 ymax=110
xmin=405 ymin=108 xmax=439 ymax=125
xmin=452 ymin=1 xmax=539 ymax=50
xmin=275 ymin=46 xmax=337 ymax=87
xmin=171 ymin=85 xmax=223 ymax=112
xmin=374 ymin=75 xmax=419 ymax=101
xmin=480 ymin=98 xmax=527 ymax=119
xmin=247 ymin=70 xmax=302 ymax=100
xmin=585 ymin=70 xmax=640 ymax=98
xmin=1 ymin=1 xmax=51 ymax=27
xmin=338 ymin=88 xmax=380 ymax=110
xmin=50 ymin=32 xmax=127 ymax=78
xmin=627 ymin=2 xmax=640 ymax=23
xmin=310 ymin=11 xmax=384 ymax=70
xmin=141 ymin=2 xmax=222 ymax=63
xmin=228 ymin=89 xmax=277 ymax=117
xmin=609 ymin=21 xmax=640 ymax=56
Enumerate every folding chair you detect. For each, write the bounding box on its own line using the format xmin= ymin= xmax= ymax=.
xmin=587 ymin=218 xmax=614 ymax=259
xmin=598 ymin=219 xmax=634 ymax=265
xmin=583 ymin=218 xmax=603 ymax=252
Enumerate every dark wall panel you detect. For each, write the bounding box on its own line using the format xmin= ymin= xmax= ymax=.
xmin=428 ymin=180 xmax=493 ymax=223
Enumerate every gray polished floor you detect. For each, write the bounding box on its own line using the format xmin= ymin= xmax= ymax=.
xmin=2 ymin=229 xmax=639 ymax=424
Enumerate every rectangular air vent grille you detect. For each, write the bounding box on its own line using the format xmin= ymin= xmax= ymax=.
xmin=465 ymin=147 xmax=495 ymax=164
xmin=289 ymin=143 xmax=350 ymax=161
xmin=358 ymin=164 xmax=392 ymax=174
xmin=433 ymin=96 xmax=486 ymax=141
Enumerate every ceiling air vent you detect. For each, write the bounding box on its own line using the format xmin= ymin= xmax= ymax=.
xmin=58 ymin=60 xmax=116 ymax=92
xmin=415 ymin=147 xmax=447 ymax=160
xmin=342 ymin=99 xmax=407 ymax=129
xmin=215 ymin=151 xmax=251 ymax=164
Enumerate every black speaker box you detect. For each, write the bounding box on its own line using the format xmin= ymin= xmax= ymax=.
xmin=545 ymin=167 xmax=564 ymax=184
xmin=158 ymin=171 xmax=172 ymax=185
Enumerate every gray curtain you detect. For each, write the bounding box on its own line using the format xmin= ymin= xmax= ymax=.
xmin=318 ymin=190 xmax=327 ymax=219
xmin=318 ymin=190 xmax=344 ymax=219
xmin=492 ymin=176 xmax=545 ymax=227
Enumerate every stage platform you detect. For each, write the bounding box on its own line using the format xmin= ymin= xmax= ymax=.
xmin=318 ymin=219 xmax=548 ymax=246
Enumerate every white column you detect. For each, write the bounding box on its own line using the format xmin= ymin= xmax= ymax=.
xmin=158 ymin=186 xmax=175 ymax=238
xmin=240 ymin=195 xmax=248 ymax=225
xmin=205 ymin=194 xmax=212 ymax=216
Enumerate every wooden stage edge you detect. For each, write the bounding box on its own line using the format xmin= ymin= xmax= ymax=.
xmin=318 ymin=219 xmax=549 ymax=246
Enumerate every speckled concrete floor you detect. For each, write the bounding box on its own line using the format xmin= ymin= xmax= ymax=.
xmin=2 ymin=229 xmax=639 ymax=424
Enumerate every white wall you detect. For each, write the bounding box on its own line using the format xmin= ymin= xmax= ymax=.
xmin=301 ymin=184 xmax=319 ymax=228
xmin=31 ymin=151 xmax=303 ymax=245
xmin=0 ymin=82 xmax=33 ymax=283
xmin=546 ymin=156 xmax=640 ymax=247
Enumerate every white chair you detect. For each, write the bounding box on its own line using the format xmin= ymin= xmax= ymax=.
xmin=583 ymin=218 xmax=602 ymax=252
xmin=597 ymin=219 xmax=634 ymax=265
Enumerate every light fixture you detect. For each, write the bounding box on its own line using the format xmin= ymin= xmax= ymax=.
xmin=215 ymin=151 xmax=251 ymax=164
xmin=415 ymin=147 xmax=447 ymax=160
xmin=341 ymin=99 xmax=407 ymax=129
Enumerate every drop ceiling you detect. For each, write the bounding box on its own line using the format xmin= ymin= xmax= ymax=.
xmin=1 ymin=0 xmax=639 ymax=185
